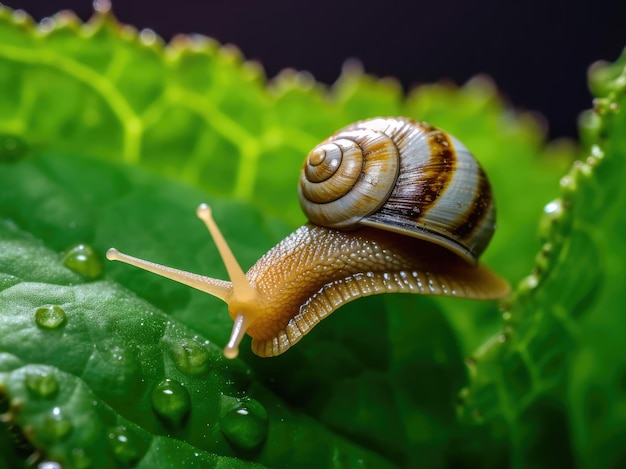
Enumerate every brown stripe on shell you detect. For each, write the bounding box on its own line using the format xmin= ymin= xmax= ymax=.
xmin=357 ymin=120 xmax=488 ymax=262
xmin=450 ymin=165 xmax=493 ymax=241
xmin=412 ymin=127 xmax=457 ymax=218
xmin=364 ymin=122 xmax=457 ymax=221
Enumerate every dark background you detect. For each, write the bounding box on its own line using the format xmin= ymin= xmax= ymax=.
xmin=6 ymin=0 xmax=626 ymax=139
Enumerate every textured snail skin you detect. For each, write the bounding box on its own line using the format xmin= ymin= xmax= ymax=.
xmin=244 ymin=224 xmax=509 ymax=356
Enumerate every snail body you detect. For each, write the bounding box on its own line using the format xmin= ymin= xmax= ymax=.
xmin=107 ymin=117 xmax=510 ymax=358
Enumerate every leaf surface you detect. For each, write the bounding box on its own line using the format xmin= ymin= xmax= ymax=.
xmin=1 ymin=5 xmax=619 ymax=469
xmin=458 ymin=48 xmax=626 ymax=468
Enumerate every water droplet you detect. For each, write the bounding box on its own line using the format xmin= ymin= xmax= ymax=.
xmin=517 ymin=274 xmax=539 ymax=294
xmin=544 ymin=200 xmax=562 ymax=216
xmin=35 ymin=305 xmax=67 ymax=329
xmin=559 ymin=174 xmax=577 ymax=194
xmin=39 ymin=17 xmax=55 ymax=32
xmin=590 ymin=144 xmax=604 ymax=159
xmin=0 ymin=134 xmax=27 ymax=162
xmin=108 ymin=425 xmax=146 ymax=464
xmin=168 ymin=339 xmax=211 ymax=376
xmin=62 ymin=244 xmax=103 ymax=279
xmin=93 ymin=0 xmax=112 ymax=13
xmin=25 ymin=370 xmax=59 ymax=397
xmin=538 ymin=199 xmax=571 ymax=243
xmin=139 ymin=28 xmax=157 ymax=45
xmin=219 ymin=396 xmax=268 ymax=450
xmin=12 ymin=10 xmax=28 ymax=24
xmin=39 ymin=407 xmax=72 ymax=443
xmin=38 ymin=462 xmax=62 ymax=469
xmin=151 ymin=379 xmax=191 ymax=426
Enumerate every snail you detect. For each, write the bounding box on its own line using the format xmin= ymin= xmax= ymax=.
xmin=107 ymin=117 xmax=510 ymax=359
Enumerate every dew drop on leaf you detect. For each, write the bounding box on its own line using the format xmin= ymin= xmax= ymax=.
xmin=38 ymin=462 xmax=62 ymax=469
xmin=151 ymin=379 xmax=191 ymax=426
xmin=39 ymin=17 xmax=56 ymax=33
xmin=11 ymin=9 xmax=28 ymax=23
xmin=25 ymin=370 xmax=59 ymax=397
xmin=0 ymin=134 xmax=27 ymax=162
xmin=139 ymin=28 xmax=157 ymax=45
xmin=93 ymin=0 xmax=111 ymax=13
xmin=39 ymin=407 xmax=73 ymax=443
xmin=219 ymin=396 xmax=268 ymax=450
xmin=539 ymin=198 xmax=571 ymax=243
xmin=168 ymin=338 xmax=211 ymax=376
xmin=108 ymin=425 xmax=144 ymax=464
xmin=61 ymin=244 xmax=103 ymax=279
xmin=518 ymin=274 xmax=539 ymax=294
xmin=34 ymin=305 xmax=67 ymax=329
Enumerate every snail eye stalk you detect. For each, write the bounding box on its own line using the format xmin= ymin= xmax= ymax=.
xmin=107 ymin=204 xmax=266 ymax=359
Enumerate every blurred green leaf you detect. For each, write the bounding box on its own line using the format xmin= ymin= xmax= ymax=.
xmin=0 ymin=4 xmax=622 ymax=469
xmin=458 ymin=46 xmax=626 ymax=469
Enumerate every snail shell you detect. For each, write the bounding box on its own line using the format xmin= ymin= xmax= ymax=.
xmin=299 ymin=117 xmax=494 ymax=263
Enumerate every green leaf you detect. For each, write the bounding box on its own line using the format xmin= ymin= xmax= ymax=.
xmin=5 ymin=4 xmax=619 ymax=468
xmin=458 ymin=49 xmax=626 ymax=467
xmin=0 ymin=215 xmax=394 ymax=467
xmin=0 ymin=362 xmax=264 ymax=468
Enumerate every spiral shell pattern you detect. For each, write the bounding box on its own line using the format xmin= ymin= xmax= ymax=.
xmin=298 ymin=117 xmax=496 ymax=263
xmin=299 ymin=129 xmax=400 ymax=228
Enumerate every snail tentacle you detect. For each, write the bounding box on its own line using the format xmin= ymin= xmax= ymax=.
xmin=108 ymin=204 xmax=271 ymax=359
